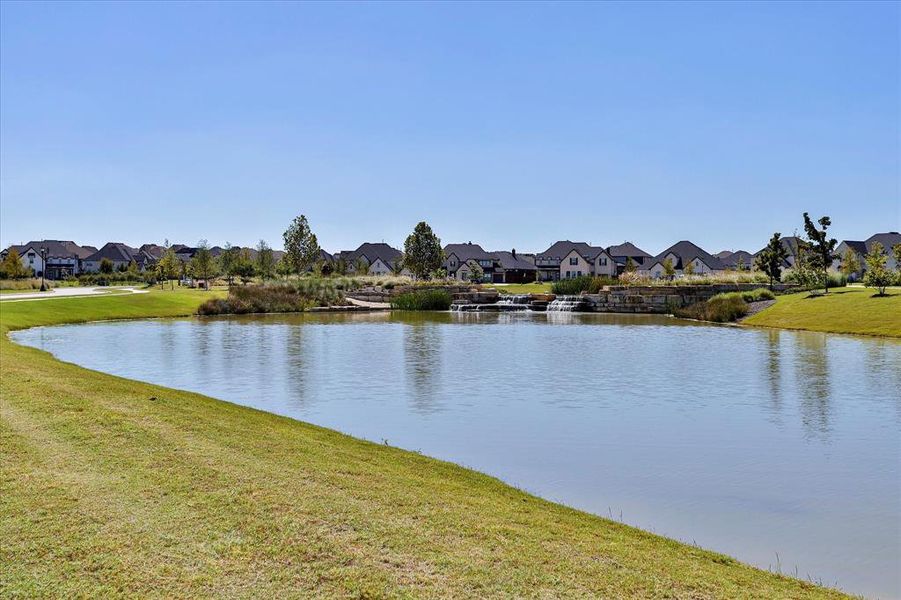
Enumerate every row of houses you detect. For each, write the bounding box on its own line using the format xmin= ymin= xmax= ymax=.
xmin=4 ymin=232 xmax=899 ymax=281
xmin=0 ymin=241 xmax=286 ymax=278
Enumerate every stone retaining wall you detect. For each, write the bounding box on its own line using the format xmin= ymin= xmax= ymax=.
xmin=584 ymin=283 xmax=792 ymax=314
xmin=347 ymin=285 xmax=488 ymax=304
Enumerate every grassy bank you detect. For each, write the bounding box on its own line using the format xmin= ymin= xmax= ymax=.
xmin=744 ymin=286 xmax=901 ymax=337
xmin=491 ymin=282 xmax=552 ymax=294
xmin=1 ymin=289 xmax=846 ymax=597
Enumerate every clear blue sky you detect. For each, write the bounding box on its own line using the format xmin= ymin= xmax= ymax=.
xmin=1 ymin=1 xmax=898 ymax=255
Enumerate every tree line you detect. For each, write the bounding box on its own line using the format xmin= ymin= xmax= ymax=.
xmin=755 ymin=212 xmax=901 ymax=296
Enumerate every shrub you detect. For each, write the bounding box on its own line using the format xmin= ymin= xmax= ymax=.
xmin=710 ymin=288 xmax=775 ymax=304
xmin=0 ymin=278 xmax=54 ymax=291
xmin=783 ymin=269 xmax=846 ymax=291
xmin=618 ymin=271 xmax=769 ymax=286
xmin=198 ymin=281 xmax=348 ymax=315
xmin=390 ymin=289 xmax=452 ymax=311
xmin=551 ymin=276 xmax=616 ymax=295
xmin=675 ymin=294 xmax=749 ymax=323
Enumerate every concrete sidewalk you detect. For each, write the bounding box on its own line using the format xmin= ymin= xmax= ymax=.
xmin=0 ymin=286 xmax=148 ymax=302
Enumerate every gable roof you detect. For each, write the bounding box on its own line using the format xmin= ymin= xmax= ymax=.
xmin=85 ymin=242 xmax=155 ymax=265
xmin=607 ymin=242 xmax=651 ymax=260
xmin=562 ymin=246 xmax=610 ymax=262
xmin=644 ymin=241 xmax=725 ymax=271
xmin=140 ymin=244 xmax=166 ymax=259
xmin=838 ymin=240 xmax=867 ymax=255
xmin=491 ymin=250 xmax=537 ymax=271
xmin=864 ymin=232 xmax=901 ymax=252
xmin=341 ymin=243 xmax=403 ymax=266
xmin=3 ymin=240 xmax=94 ymax=260
xmin=537 ymin=240 xmax=593 ymax=260
xmin=718 ymin=250 xmax=754 ymax=269
xmin=444 ymin=243 xmax=493 ymax=263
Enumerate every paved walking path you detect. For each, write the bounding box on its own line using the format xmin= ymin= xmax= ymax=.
xmin=0 ymin=286 xmax=148 ymax=302
xmin=346 ymin=297 xmax=392 ymax=309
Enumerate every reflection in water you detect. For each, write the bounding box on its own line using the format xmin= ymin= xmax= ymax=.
xmin=794 ymin=333 xmax=832 ymax=441
xmin=12 ymin=312 xmax=901 ymax=599
xmin=764 ymin=329 xmax=783 ymax=422
xmin=403 ymin=322 xmax=444 ymax=415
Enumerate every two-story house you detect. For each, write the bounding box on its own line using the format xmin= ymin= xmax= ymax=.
xmin=444 ymin=243 xmax=496 ymax=282
xmin=640 ymin=241 xmax=726 ymax=278
xmin=1 ymin=240 xmax=96 ymax=279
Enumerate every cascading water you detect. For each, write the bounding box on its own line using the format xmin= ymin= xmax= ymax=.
xmin=452 ymin=294 xmax=533 ymax=312
xmin=546 ymin=295 xmax=586 ymax=312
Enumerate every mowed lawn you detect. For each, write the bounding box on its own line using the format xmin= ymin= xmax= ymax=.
xmin=744 ymin=286 xmax=901 ymax=337
xmin=490 ymin=282 xmax=553 ymax=294
xmin=1 ymin=289 xmax=848 ymax=598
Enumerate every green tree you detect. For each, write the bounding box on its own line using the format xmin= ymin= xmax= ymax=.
xmin=791 ymin=242 xmax=824 ymax=291
xmin=466 ymin=260 xmax=484 ymax=283
xmin=755 ymin=233 xmax=789 ymax=290
xmin=333 ymin=256 xmax=348 ymax=276
xmin=839 ymin=247 xmax=860 ymax=279
xmin=99 ymin=258 xmax=114 ymax=274
xmin=191 ymin=240 xmax=216 ymax=289
xmin=802 ymin=212 xmax=838 ymax=294
xmin=893 ymin=243 xmax=901 ymax=278
xmin=353 ymin=257 xmax=369 ymax=276
xmin=126 ymin=260 xmax=139 ymax=279
xmin=662 ymin=258 xmax=675 ymax=279
xmin=403 ymin=221 xmax=444 ymax=279
xmin=0 ymin=249 xmax=31 ymax=279
xmin=234 ymin=249 xmax=256 ymax=284
xmin=275 ymin=256 xmax=292 ymax=279
xmin=255 ymin=240 xmax=275 ymax=280
xmin=157 ymin=248 xmax=181 ymax=289
xmin=736 ymin=256 xmax=746 ymax=271
xmin=624 ymin=256 xmax=636 ymax=273
xmin=683 ymin=260 xmax=695 ymax=276
xmin=219 ymin=242 xmax=239 ymax=286
xmin=283 ymin=215 xmax=320 ymax=274
xmin=390 ymin=256 xmax=406 ymax=276
xmin=862 ymin=242 xmax=892 ymax=296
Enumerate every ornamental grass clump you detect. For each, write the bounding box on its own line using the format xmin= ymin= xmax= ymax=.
xmin=675 ymin=294 xmax=750 ymax=323
xmin=390 ymin=289 xmax=452 ymax=311
xmin=551 ymin=276 xmax=616 ymax=295
xmin=198 ymin=281 xmax=347 ymax=315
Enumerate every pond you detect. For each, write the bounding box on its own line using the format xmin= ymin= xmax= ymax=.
xmin=13 ymin=312 xmax=900 ymax=598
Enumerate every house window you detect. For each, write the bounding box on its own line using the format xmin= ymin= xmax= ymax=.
xmin=569 ymin=257 xmax=578 ymax=265
xmin=600 ymin=258 xmax=607 ymax=266
xmin=450 ymin=260 xmax=456 ymax=267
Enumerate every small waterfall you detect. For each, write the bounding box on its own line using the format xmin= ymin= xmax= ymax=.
xmin=546 ymin=295 xmax=585 ymax=312
xmin=497 ymin=294 xmax=532 ymax=305
xmin=450 ymin=303 xmax=480 ymax=312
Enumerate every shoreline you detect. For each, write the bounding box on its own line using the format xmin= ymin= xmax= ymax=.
xmin=0 ymin=289 xmax=853 ymax=597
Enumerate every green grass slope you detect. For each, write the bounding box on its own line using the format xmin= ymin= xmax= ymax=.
xmin=1 ymin=289 xmax=848 ymax=597
xmin=744 ymin=286 xmax=901 ymax=337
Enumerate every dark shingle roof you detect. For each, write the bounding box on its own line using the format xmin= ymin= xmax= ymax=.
xmin=491 ymin=251 xmax=537 ymax=271
xmin=607 ymin=242 xmax=651 ymax=260
xmin=719 ymin=250 xmax=754 ymax=269
xmin=444 ymin=243 xmax=493 ymax=262
xmin=4 ymin=240 xmax=94 ymax=260
xmin=342 ymin=243 xmax=403 ymax=266
xmin=537 ymin=241 xmax=593 ymax=260
xmin=645 ymin=241 xmax=725 ymax=270
xmin=85 ymin=242 xmax=156 ymax=265
xmin=865 ymin=232 xmax=901 ymax=252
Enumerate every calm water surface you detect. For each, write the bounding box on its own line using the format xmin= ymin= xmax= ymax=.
xmin=14 ymin=312 xmax=901 ymax=598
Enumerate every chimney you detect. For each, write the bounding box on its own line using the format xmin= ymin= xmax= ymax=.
xmin=511 ymin=248 xmax=517 ymax=259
